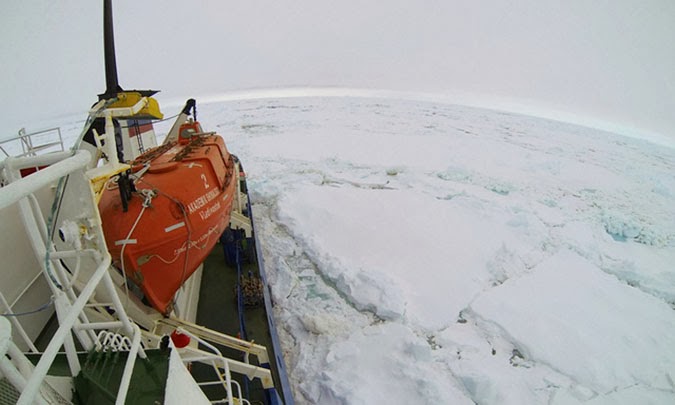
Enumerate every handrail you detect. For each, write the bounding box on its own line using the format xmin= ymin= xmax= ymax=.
xmin=168 ymin=346 xmax=275 ymax=389
xmin=157 ymin=317 xmax=270 ymax=364
xmin=176 ymin=328 xmax=236 ymax=405
xmin=0 ymin=127 xmax=64 ymax=159
xmin=142 ymin=327 xmax=274 ymax=402
xmin=0 ymin=150 xmax=91 ymax=209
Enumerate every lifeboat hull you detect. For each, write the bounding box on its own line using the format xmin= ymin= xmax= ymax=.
xmin=99 ymin=133 xmax=236 ymax=314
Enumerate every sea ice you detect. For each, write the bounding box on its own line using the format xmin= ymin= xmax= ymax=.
xmin=471 ymin=249 xmax=675 ymax=394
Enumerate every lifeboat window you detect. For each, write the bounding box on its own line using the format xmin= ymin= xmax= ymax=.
xmin=180 ymin=128 xmax=196 ymax=139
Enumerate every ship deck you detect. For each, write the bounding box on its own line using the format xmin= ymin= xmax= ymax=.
xmin=193 ymin=239 xmax=284 ymax=403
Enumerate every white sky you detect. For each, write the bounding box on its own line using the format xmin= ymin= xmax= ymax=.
xmin=1 ymin=0 xmax=674 ymax=141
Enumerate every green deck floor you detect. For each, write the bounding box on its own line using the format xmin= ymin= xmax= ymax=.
xmin=193 ymin=241 xmax=280 ymax=402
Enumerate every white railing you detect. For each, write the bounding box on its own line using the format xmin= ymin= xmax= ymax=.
xmin=0 ymin=149 xmax=146 ymax=405
xmin=0 ymin=127 xmax=64 ymax=160
xmin=156 ymin=317 xmax=271 ymax=366
xmin=177 ymin=328 xmax=243 ymax=405
xmin=145 ymin=318 xmax=276 ymax=404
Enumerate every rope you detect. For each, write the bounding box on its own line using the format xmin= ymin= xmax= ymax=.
xmin=146 ymin=244 xmax=187 ymax=265
xmin=132 ymin=177 xmax=193 ymax=314
xmin=144 ymin=225 xmax=218 ymax=265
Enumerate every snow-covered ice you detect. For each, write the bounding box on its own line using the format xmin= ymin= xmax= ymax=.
xmin=53 ymin=94 xmax=675 ymax=404
xmin=471 ymin=249 xmax=675 ymax=400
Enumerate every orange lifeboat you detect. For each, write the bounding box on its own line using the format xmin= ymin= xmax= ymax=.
xmin=98 ymin=119 xmax=236 ymax=314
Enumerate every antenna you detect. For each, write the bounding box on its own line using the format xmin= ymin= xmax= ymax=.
xmin=100 ymin=0 xmax=123 ymax=100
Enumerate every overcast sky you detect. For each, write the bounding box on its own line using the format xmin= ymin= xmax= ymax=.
xmin=1 ymin=0 xmax=674 ymax=142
